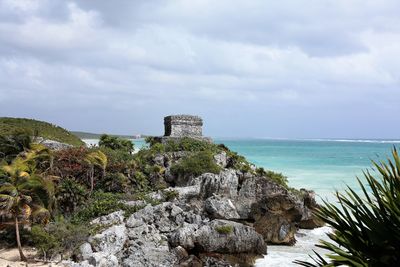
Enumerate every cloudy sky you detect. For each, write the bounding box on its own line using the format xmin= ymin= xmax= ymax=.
xmin=0 ymin=0 xmax=399 ymax=138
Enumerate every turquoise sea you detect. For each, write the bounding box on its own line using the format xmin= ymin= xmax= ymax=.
xmin=214 ymin=139 xmax=399 ymax=201
xmin=85 ymin=138 xmax=400 ymax=266
xmin=127 ymin=138 xmax=399 ymax=202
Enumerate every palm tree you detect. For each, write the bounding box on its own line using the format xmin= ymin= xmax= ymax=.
xmin=84 ymin=150 xmax=107 ymax=194
xmin=295 ymin=148 xmax=400 ymax=267
xmin=0 ymin=153 xmax=54 ymax=261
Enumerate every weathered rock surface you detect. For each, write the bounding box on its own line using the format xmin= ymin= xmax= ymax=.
xmin=205 ymin=195 xmax=240 ymax=219
xmin=89 ymin=224 xmax=127 ymax=255
xmin=171 ymin=220 xmax=265 ymax=255
xmin=35 ymin=137 xmax=72 ymax=150
xmin=90 ymin=210 xmax=125 ymax=226
xmin=68 ymin=139 xmax=322 ymax=266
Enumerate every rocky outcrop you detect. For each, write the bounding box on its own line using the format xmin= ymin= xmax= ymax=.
xmin=35 ymin=137 xmax=72 ymax=150
xmin=205 ymin=196 xmax=240 ymax=219
xmin=68 ymin=200 xmax=268 ymax=267
xmin=171 ymin=220 xmax=265 ymax=254
xmin=67 ymin=144 xmax=322 ymax=267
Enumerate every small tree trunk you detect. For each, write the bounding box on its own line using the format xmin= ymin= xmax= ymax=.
xmin=15 ymin=216 xmax=27 ymax=261
xmin=90 ymin=165 xmax=94 ymax=194
xmin=50 ymin=155 xmax=54 ymax=172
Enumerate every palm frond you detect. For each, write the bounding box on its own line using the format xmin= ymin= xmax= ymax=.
xmin=295 ymin=148 xmax=400 ymax=267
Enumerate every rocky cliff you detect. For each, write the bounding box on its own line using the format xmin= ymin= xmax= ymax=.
xmin=65 ymin=138 xmax=323 ymax=267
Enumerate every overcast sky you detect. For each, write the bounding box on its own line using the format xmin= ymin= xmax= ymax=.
xmin=0 ymin=0 xmax=399 ymax=138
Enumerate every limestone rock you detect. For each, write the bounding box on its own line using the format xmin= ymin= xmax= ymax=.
xmin=88 ymin=252 xmax=119 ymax=267
xmin=90 ymin=210 xmax=124 ymax=226
xmin=171 ymin=219 xmax=265 ymax=255
xmin=89 ymin=224 xmax=127 ymax=255
xmin=79 ymin=242 xmax=93 ymax=261
xmin=205 ymin=195 xmax=240 ymax=219
xmin=198 ymin=169 xmax=239 ymax=199
xmin=298 ymin=189 xmax=325 ymax=229
xmin=214 ymin=151 xmax=228 ymax=168
xmin=235 ymin=176 xmax=303 ymax=244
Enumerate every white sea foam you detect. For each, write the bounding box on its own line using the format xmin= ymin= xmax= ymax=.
xmin=255 ymin=226 xmax=332 ymax=267
xmin=300 ymin=139 xmax=400 ymax=144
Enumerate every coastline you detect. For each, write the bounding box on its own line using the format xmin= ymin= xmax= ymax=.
xmin=256 ymin=226 xmax=332 ymax=266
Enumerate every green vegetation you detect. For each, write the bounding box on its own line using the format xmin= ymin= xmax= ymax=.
xmin=0 ymin=117 xmax=84 ymax=146
xmin=99 ymin=134 xmax=134 ymax=153
xmin=71 ymin=192 xmax=142 ymax=224
xmin=215 ymin=225 xmax=233 ymax=234
xmin=170 ymin=151 xmax=221 ymax=178
xmin=295 ymin=149 xmax=400 ymax=267
xmin=0 ymin=144 xmax=54 ymax=261
xmin=30 ymin=218 xmax=89 ymax=260
xmin=256 ymin=167 xmax=289 ymax=188
xmin=0 ymin=128 xmax=295 ymax=261
xmin=162 ymin=189 xmax=179 ymax=201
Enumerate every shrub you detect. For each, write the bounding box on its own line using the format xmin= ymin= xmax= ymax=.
xmin=30 ymin=218 xmax=90 ymax=260
xmin=265 ymin=170 xmax=289 ymax=188
xmin=71 ymin=191 xmax=141 ymax=223
xmin=164 ymin=137 xmax=219 ymax=153
xmin=56 ymin=177 xmax=87 ymax=214
xmin=100 ymin=147 xmax=136 ymax=177
xmin=295 ymin=148 xmax=400 ymax=267
xmin=170 ymin=151 xmax=221 ymax=178
xmin=97 ymin=172 xmax=129 ymax=193
xmin=163 ymin=189 xmax=179 ymax=201
xmin=99 ymin=134 xmax=134 ymax=153
xmin=215 ymin=225 xmax=233 ymax=234
xmin=52 ymin=147 xmax=89 ymax=180
xmin=130 ymin=171 xmax=150 ymax=192
xmin=225 ymin=150 xmax=253 ymax=173
xmin=30 ymin=225 xmax=59 ymax=258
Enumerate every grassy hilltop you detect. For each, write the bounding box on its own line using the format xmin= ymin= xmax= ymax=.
xmin=0 ymin=117 xmax=84 ymax=146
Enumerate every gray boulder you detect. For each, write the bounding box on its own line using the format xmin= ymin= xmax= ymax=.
xmin=170 ymin=219 xmax=265 ymax=255
xmin=204 ymin=195 xmax=240 ymax=219
xmin=90 ymin=210 xmax=125 ymax=226
xmin=89 ymin=224 xmax=127 ymax=255
xmin=198 ymin=169 xmax=239 ymax=199
xmin=214 ymin=151 xmax=228 ymax=168
xmin=88 ymin=252 xmax=118 ymax=267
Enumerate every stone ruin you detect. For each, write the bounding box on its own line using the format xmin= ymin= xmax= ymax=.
xmin=154 ymin=114 xmax=211 ymax=142
xmin=164 ymin=115 xmax=203 ymax=138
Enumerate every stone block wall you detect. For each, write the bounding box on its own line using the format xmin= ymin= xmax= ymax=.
xmin=164 ymin=115 xmax=203 ymax=137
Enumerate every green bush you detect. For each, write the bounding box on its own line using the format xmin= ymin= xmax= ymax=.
xmin=164 ymin=137 xmax=219 ymax=153
xmin=295 ymin=149 xmax=400 ymax=267
xmin=130 ymin=171 xmax=150 ymax=192
xmin=215 ymin=225 xmax=233 ymax=234
xmin=56 ymin=177 xmax=87 ymax=214
xmin=265 ymin=170 xmax=289 ymax=188
xmin=97 ymin=172 xmax=129 ymax=193
xmin=99 ymin=134 xmax=134 ymax=153
xmin=71 ymin=191 xmax=141 ymax=223
xmin=225 ymin=150 xmax=253 ymax=173
xmin=170 ymin=151 xmax=221 ymax=178
xmin=163 ymin=189 xmax=179 ymax=201
xmin=30 ymin=218 xmax=89 ymax=259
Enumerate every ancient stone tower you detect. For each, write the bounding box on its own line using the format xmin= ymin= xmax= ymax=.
xmin=164 ymin=115 xmax=203 ymax=138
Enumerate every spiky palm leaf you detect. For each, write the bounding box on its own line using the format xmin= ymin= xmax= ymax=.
xmin=295 ymin=148 xmax=400 ymax=267
xmin=84 ymin=150 xmax=108 ymax=193
xmin=85 ymin=150 xmax=108 ymax=171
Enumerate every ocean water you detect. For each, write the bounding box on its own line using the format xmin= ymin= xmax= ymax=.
xmin=83 ymin=138 xmax=399 ymax=266
xmin=213 ymin=138 xmax=398 ymax=266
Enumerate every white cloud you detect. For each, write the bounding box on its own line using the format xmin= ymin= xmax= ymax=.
xmin=0 ymin=0 xmax=399 ymax=138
